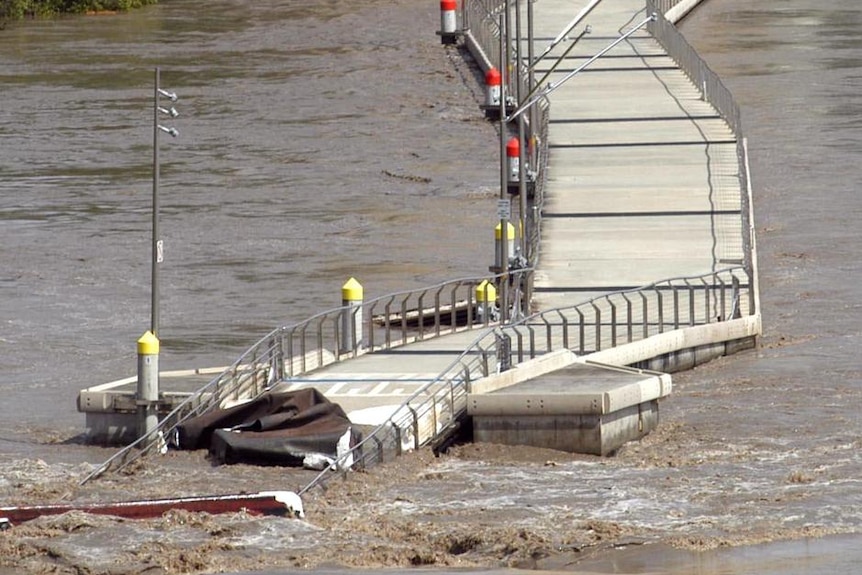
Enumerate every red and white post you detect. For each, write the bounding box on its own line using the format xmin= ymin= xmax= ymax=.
xmin=440 ymin=0 xmax=457 ymax=33
xmin=438 ymin=0 xmax=458 ymax=44
xmin=485 ymin=67 xmax=502 ymax=108
xmin=506 ymin=136 xmax=520 ymax=187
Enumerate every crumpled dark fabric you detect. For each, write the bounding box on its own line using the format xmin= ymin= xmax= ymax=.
xmin=173 ymin=388 xmax=359 ymax=466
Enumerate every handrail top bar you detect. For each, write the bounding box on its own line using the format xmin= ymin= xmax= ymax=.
xmin=532 ymin=0 xmax=604 ymax=69
xmin=507 ymin=13 xmax=656 ymax=123
xmin=276 ymin=268 xmax=534 ymax=332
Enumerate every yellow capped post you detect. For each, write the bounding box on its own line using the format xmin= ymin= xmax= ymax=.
xmin=137 ymin=330 xmax=160 ymax=355
xmin=494 ymin=221 xmax=515 ymax=270
xmin=494 ymin=221 xmax=516 ymax=240
xmin=136 ymin=330 xmax=160 ymax=443
xmin=341 ymin=277 xmax=363 ymax=302
xmin=475 ymin=280 xmax=499 ymax=324
xmin=340 ymin=278 xmax=364 ymax=354
xmin=475 ymin=279 xmax=497 ymax=303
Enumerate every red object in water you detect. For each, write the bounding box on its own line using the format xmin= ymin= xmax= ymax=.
xmin=0 ymin=490 xmax=303 ymax=527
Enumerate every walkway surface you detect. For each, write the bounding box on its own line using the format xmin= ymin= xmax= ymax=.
xmin=531 ymin=0 xmax=742 ymax=308
xmin=278 ymin=330 xmax=483 ymax=415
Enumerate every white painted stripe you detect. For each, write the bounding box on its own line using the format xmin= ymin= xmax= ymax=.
xmin=326 ymin=381 xmax=349 ymax=394
xmin=370 ymin=381 xmax=390 ymax=395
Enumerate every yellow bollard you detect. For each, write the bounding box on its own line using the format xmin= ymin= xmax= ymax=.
xmin=495 ymin=221 xmax=515 ymax=270
xmin=341 ymin=278 xmax=363 ymax=354
xmin=136 ymin=330 xmax=160 ymax=443
xmin=475 ymin=280 xmax=498 ymax=324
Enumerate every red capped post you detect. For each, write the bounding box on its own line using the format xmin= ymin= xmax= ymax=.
xmin=437 ymin=0 xmax=460 ymax=44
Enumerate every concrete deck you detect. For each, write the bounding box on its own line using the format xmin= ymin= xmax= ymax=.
xmin=470 ymin=362 xmax=671 ymax=455
xmin=275 ymin=330 xmax=481 ymax=413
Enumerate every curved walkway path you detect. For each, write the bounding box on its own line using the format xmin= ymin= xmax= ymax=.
xmin=532 ymin=0 xmax=743 ymax=309
xmin=286 ymin=0 xmax=753 ymax=458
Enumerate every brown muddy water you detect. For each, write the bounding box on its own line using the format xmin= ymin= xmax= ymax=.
xmin=2 ymin=0 xmax=862 ymax=574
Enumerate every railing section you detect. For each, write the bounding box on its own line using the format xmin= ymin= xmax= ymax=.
xmin=462 ymin=0 xmax=503 ymax=72
xmin=81 ymin=270 xmax=532 ymax=483
xmin=462 ymin=0 xmax=550 ymax=283
xmin=301 ymin=266 xmax=752 ymax=492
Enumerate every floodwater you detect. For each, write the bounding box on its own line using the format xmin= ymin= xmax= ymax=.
xmin=2 ymin=0 xmax=862 ymax=574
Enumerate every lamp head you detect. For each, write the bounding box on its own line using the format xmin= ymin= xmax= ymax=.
xmin=157 ymin=88 xmax=178 ymax=102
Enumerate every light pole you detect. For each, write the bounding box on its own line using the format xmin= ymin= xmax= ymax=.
xmin=137 ymin=68 xmax=178 ymax=444
xmin=151 ymin=67 xmax=178 ymax=338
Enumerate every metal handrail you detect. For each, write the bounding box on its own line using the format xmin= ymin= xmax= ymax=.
xmin=647 ymin=2 xmax=740 ymax=135
xmin=462 ymin=0 xmax=550 ymax=273
xmin=648 ymin=0 xmax=681 ymax=17
xmin=300 ymin=265 xmax=753 ymax=492
xmin=81 ymin=269 xmax=532 ymax=483
xmin=462 ymin=0 xmax=504 ymax=73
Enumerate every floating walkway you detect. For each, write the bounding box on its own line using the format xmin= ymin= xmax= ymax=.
xmin=78 ymin=0 xmax=760 ymax=483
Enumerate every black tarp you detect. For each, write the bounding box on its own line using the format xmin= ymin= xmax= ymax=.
xmin=174 ymin=388 xmax=359 ymax=466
